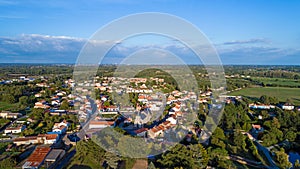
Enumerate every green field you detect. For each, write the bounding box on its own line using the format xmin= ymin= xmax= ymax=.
xmin=230 ymin=87 xmax=300 ymax=105
xmin=0 ymin=102 xmax=19 ymax=111
xmin=251 ymin=77 xmax=300 ymax=87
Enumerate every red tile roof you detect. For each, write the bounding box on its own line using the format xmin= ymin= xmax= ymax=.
xmin=26 ymin=147 xmax=51 ymax=166
xmin=14 ymin=136 xmax=37 ymax=142
xmin=89 ymin=120 xmax=115 ymax=125
xmin=134 ymin=128 xmax=148 ymax=134
xmin=252 ymin=124 xmax=261 ymax=129
xmin=38 ymin=134 xmax=58 ymax=140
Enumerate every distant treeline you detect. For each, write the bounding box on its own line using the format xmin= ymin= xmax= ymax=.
xmin=224 ymin=65 xmax=300 ymax=79
xmin=0 ymin=64 xmax=73 ymax=77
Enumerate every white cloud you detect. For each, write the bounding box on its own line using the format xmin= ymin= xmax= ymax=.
xmin=222 ymin=38 xmax=270 ymax=45
xmin=0 ymin=34 xmax=298 ymax=65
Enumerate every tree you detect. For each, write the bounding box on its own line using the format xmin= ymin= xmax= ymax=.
xmin=295 ymin=160 xmax=300 ymax=168
xmin=0 ymin=158 xmax=16 ymax=169
xmin=275 ymin=148 xmax=292 ymax=169
xmin=210 ymin=127 xmax=226 ymax=149
xmin=261 ymin=110 xmax=269 ymax=119
xmin=158 ymin=144 xmax=208 ymax=169
xmin=188 ymin=144 xmax=209 ymax=168
xmin=59 ymin=100 xmax=69 ymax=110
xmin=117 ymin=136 xmax=151 ymax=158
xmin=103 ymin=101 xmax=111 ymax=107
xmin=2 ymin=94 xmax=15 ymax=104
xmin=72 ymin=140 xmax=106 ymax=168
xmin=148 ymin=162 xmax=156 ymax=169
xmin=286 ymin=98 xmax=294 ymax=105
xmin=233 ymin=132 xmax=246 ymax=151
xmin=104 ymin=152 xmax=121 ymax=169
xmin=19 ymin=96 xmax=28 ymax=105
xmin=263 ymin=121 xmax=272 ymax=130
xmin=28 ymin=95 xmax=36 ymax=106
xmin=242 ymin=122 xmax=252 ymax=131
xmin=22 ymin=128 xmax=34 ymax=136
xmin=271 ymin=117 xmax=281 ymax=129
xmin=284 ymin=131 xmax=297 ymax=142
xmin=260 ymin=95 xmax=269 ymax=104
xmin=262 ymin=128 xmax=283 ymax=147
xmin=212 ymin=127 xmax=225 ymax=140
xmin=209 ymin=147 xmax=232 ymax=169
xmin=269 ymin=96 xmax=279 ymax=104
xmin=245 ymin=138 xmax=263 ymax=162
xmin=30 ymin=108 xmax=44 ymax=120
xmin=158 ymin=144 xmax=193 ymax=169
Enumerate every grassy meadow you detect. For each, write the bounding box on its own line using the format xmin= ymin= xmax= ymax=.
xmin=230 ymin=87 xmax=300 ymax=105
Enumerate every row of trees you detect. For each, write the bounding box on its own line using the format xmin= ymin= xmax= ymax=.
xmin=0 ymin=64 xmax=73 ymax=77
xmin=223 ymin=65 xmax=300 ymax=79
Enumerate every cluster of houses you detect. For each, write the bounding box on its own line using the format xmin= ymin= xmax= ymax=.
xmin=89 ymin=82 xmax=197 ymax=140
xmin=11 ymin=120 xmax=69 ymax=145
xmin=11 ymin=120 xmax=70 ymax=169
xmin=34 ymin=90 xmax=72 ymax=109
xmin=88 ymin=98 xmax=186 ymax=140
xmin=73 ymin=76 xmax=218 ymax=141
xmin=78 ymin=76 xmax=165 ymax=95
xmin=0 ymin=110 xmax=70 ymax=169
xmin=0 ymin=75 xmax=36 ymax=84
xmin=248 ymin=103 xmax=276 ymax=109
xmin=137 ymin=94 xmax=165 ymax=112
xmin=0 ymin=75 xmax=218 ymax=168
xmin=0 ymin=77 xmax=79 ymax=169
xmin=4 ymin=73 xmax=300 ymax=168
xmin=0 ymin=111 xmax=22 ymax=119
xmin=146 ymin=103 xmax=183 ymax=138
xmin=76 ymin=96 xmax=93 ymax=123
xmin=33 ymin=80 xmax=94 ymax=124
xmin=249 ymin=102 xmax=298 ymax=111
xmin=224 ymin=74 xmax=251 ymax=78
xmin=246 ymin=101 xmax=299 ymax=140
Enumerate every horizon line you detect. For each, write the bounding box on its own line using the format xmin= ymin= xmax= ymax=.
xmin=0 ymin=63 xmax=300 ymax=66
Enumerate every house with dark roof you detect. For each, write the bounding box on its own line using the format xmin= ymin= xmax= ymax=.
xmin=44 ymin=149 xmax=65 ymax=168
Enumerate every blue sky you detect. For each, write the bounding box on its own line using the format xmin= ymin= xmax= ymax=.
xmin=0 ymin=0 xmax=300 ymax=64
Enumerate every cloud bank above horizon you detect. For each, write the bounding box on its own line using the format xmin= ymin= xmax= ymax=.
xmin=0 ymin=34 xmax=299 ymax=65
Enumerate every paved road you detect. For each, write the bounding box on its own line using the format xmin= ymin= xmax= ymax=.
xmin=0 ymin=138 xmax=12 ymax=143
xmin=267 ymin=140 xmax=289 ymax=151
xmin=254 ymin=141 xmax=279 ymax=169
xmin=240 ymin=132 xmax=279 ymax=169
xmin=54 ymin=149 xmax=76 ymax=169
xmin=227 ymin=155 xmax=267 ymax=169
xmin=77 ymin=97 xmax=98 ymax=140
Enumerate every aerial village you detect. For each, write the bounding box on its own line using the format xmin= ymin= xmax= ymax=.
xmin=0 ymin=73 xmax=299 ymax=169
